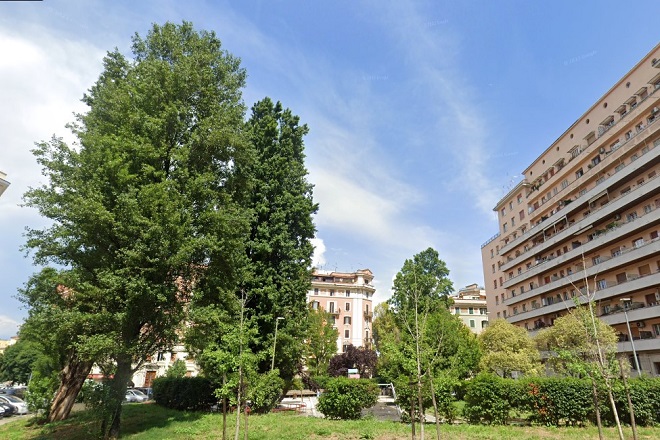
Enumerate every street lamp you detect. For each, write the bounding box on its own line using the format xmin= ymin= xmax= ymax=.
xmin=620 ymin=298 xmax=642 ymax=374
xmin=271 ymin=317 xmax=285 ymax=371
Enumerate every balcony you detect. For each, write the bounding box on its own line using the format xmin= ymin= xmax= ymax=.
xmin=364 ymin=310 xmax=373 ymax=319
xmin=501 ymin=165 xmax=660 ymax=275
xmin=329 ymin=308 xmax=341 ymax=316
xmin=502 ymin=206 xmax=660 ymax=295
xmin=499 ymin=123 xmax=660 ymax=259
xmin=506 ymin=270 xmax=660 ymax=324
xmin=601 ymin=302 xmax=660 ymax=326
xmin=618 ymin=337 xmax=660 ymax=353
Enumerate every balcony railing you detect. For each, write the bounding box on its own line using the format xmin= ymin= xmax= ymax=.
xmin=364 ymin=311 xmax=373 ymax=319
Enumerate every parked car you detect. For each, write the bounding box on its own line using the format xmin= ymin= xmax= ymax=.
xmin=0 ymin=401 xmax=15 ymax=417
xmin=125 ymin=389 xmax=149 ymax=403
xmin=0 ymin=395 xmax=28 ymax=415
xmin=134 ymin=387 xmax=153 ymax=400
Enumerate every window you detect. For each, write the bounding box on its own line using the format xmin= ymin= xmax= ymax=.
xmin=157 ymin=352 xmax=166 ymax=361
xmin=596 ymin=279 xmax=608 ymax=290
xmin=329 ymin=289 xmax=335 ymax=296
xmin=633 ymin=238 xmax=644 ymax=248
xmin=314 ymin=288 xmax=319 ymax=295
xmin=311 ymin=301 xmax=319 ymax=310
xmin=344 ymin=329 xmax=350 ymax=339
xmin=592 ymin=255 xmax=601 ymax=265
xmin=345 ymin=290 xmax=350 ymax=297
xmin=491 ymin=249 xmax=494 ymax=258
xmin=519 ymin=210 xmax=525 ymax=220
xmin=611 ymin=247 xmax=621 ymax=257
xmin=454 ymin=307 xmax=461 ymax=315
xmin=480 ymin=308 xmax=487 ymax=315
xmin=468 ymin=307 xmax=474 ymax=315
xmin=517 ymin=194 xmax=523 ymax=204
xmin=501 ymin=207 xmax=506 ymax=216
xmin=509 ymin=201 xmax=513 ymax=210
xmin=345 ymin=302 xmax=350 ymax=312
xmin=627 ymin=212 xmax=638 ymax=221
xmin=576 ymin=169 xmax=584 ymax=179
xmin=591 ymin=156 xmax=601 ymax=166
xmin=492 ymin=264 xmax=496 ymax=273
xmin=328 ymin=302 xmax=335 ymax=313
xmin=644 ymin=204 xmax=652 ymax=214
xmin=493 ymin=280 xmax=497 ymax=289
xmin=342 ymin=344 xmax=348 ymax=353
xmin=615 ymin=163 xmax=625 ymax=172
xmin=343 ymin=316 xmax=351 ymax=325
xmin=503 ymin=222 xmax=508 ymax=232
xmin=511 ymin=217 xmax=515 ymax=226
xmin=469 ymin=320 xmax=475 ymax=328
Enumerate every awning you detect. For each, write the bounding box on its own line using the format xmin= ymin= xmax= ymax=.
xmin=543 ymin=215 xmax=567 ymax=232
xmin=588 ymin=189 xmax=608 ymax=204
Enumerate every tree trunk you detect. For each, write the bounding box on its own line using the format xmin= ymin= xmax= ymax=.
xmin=48 ymin=352 xmax=93 ymax=422
xmin=222 ymin=373 xmax=227 ymax=440
xmin=103 ymin=356 xmax=133 ymax=440
xmin=604 ymin=379 xmax=624 ymax=440
xmin=427 ymin=367 xmax=441 ymax=440
xmin=590 ymin=377 xmax=604 ymax=440
xmin=619 ymin=358 xmax=638 ymax=440
xmin=410 ymin=389 xmax=416 ymax=440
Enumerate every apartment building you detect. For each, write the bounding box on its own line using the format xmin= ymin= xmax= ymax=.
xmin=449 ymin=284 xmax=489 ymax=334
xmin=481 ymin=44 xmax=660 ymax=376
xmin=308 ymin=269 xmax=375 ymax=353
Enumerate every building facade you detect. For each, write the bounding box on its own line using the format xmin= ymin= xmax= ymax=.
xmin=0 ymin=170 xmax=9 ymax=198
xmin=308 ymin=269 xmax=375 ymax=352
xmin=450 ymin=284 xmax=489 ymax=334
xmin=481 ymin=44 xmax=660 ymax=376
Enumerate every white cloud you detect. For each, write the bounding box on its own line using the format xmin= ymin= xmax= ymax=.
xmin=0 ymin=315 xmax=20 ymax=338
xmin=311 ymin=237 xmax=326 ymax=268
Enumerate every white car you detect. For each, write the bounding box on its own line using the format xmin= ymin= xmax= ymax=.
xmin=0 ymin=395 xmax=29 ymax=415
xmin=125 ymin=389 xmax=149 ymax=403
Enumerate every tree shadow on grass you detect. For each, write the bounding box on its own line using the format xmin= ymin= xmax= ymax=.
xmin=27 ymin=403 xmax=205 ymax=440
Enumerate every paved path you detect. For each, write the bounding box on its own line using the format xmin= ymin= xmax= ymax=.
xmin=363 ymin=396 xmax=401 ymax=421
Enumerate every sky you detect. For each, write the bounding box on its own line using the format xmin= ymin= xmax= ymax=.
xmin=1 ymin=0 xmax=659 ymax=338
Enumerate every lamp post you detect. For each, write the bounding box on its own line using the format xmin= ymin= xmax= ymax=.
xmin=620 ymin=298 xmax=642 ymax=374
xmin=271 ymin=317 xmax=285 ymax=371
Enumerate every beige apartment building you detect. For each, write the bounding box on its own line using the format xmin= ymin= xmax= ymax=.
xmin=308 ymin=269 xmax=375 ymax=353
xmin=449 ymin=284 xmax=489 ymax=334
xmin=481 ymin=44 xmax=660 ymax=376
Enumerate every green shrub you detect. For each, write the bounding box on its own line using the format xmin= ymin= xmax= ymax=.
xmin=613 ymin=377 xmax=660 ymax=426
xmin=394 ymin=375 xmax=458 ymax=423
xmin=152 ymin=376 xmax=215 ymax=411
xmin=24 ymin=370 xmax=58 ymax=417
xmin=462 ymin=373 xmax=515 ymax=425
xmin=248 ymin=371 xmax=284 ymax=414
xmin=520 ymin=377 xmax=592 ymax=426
xmin=316 ymin=377 xmax=379 ymax=420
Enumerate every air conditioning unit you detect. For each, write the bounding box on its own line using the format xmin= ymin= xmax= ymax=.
xmin=541 ymin=298 xmax=548 ymax=306
xmin=636 ymin=321 xmax=646 ymax=328
xmin=599 ymin=147 xmax=606 ymax=154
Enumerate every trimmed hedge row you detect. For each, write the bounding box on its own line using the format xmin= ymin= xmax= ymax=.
xmin=152 ymin=376 xmax=216 ymax=411
xmin=462 ymin=374 xmax=660 ymax=427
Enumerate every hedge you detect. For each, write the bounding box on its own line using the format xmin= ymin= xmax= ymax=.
xmin=316 ymin=377 xmax=379 ymax=420
xmin=152 ymin=376 xmax=216 ymax=411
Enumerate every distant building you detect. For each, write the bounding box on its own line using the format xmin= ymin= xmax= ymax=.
xmin=450 ymin=284 xmax=489 ymax=334
xmin=308 ymin=269 xmax=375 ymax=352
xmin=0 ymin=170 xmax=9 ymax=198
xmin=0 ymin=336 xmax=18 ymax=355
xmin=481 ymin=43 xmax=660 ymax=376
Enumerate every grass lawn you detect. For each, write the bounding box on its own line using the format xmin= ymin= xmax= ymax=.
xmin=0 ymin=403 xmax=658 ymax=439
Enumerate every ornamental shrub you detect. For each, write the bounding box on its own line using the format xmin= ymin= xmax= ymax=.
xmin=462 ymin=373 xmax=515 ymax=425
xmin=519 ymin=377 xmax=592 ymax=426
xmin=612 ymin=377 xmax=660 ymax=426
xmin=316 ymin=377 xmax=379 ymax=420
xmin=152 ymin=376 xmax=215 ymax=411
xmin=248 ymin=370 xmax=284 ymax=414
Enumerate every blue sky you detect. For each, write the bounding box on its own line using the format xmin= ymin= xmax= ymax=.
xmin=1 ymin=0 xmax=658 ymax=338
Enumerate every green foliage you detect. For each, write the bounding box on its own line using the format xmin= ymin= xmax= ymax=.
xmin=518 ymin=377 xmax=593 ymax=426
xmin=305 ymin=306 xmax=338 ymax=376
xmin=165 ymin=359 xmax=188 ymax=378
xmin=316 ymin=378 xmax=379 ymax=420
xmin=479 ymin=319 xmax=540 ymax=378
xmin=25 ymin=369 xmax=59 ymax=416
xmin=23 ymin=21 xmax=253 ymax=435
xmin=248 ymin=370 xmax=284 ymax=413
xmin=610 ymin=377 xmax=660 ymax=426
xmin=152 ymin=376 xmax=216 ymax=411
xmin=0 ymin=339 xmax=45 ymax=384
xmin=462 ymin=373 xmax=516 ymax=425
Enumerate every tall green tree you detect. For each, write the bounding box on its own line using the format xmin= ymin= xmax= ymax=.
xmin=239 ymin=97 xmax=318 ymax=378
xmin=478 ymin=319 xmax=540 ymax=378
xmin=305 ymin=306 xmax=339 ymax=376
xmin=388 ymin=247 xmax=455 ymax=440
xmin=0 ymin=339 xmax=45 ymax=385
xmin=23 ymin=22 xmax=251 ymax=439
